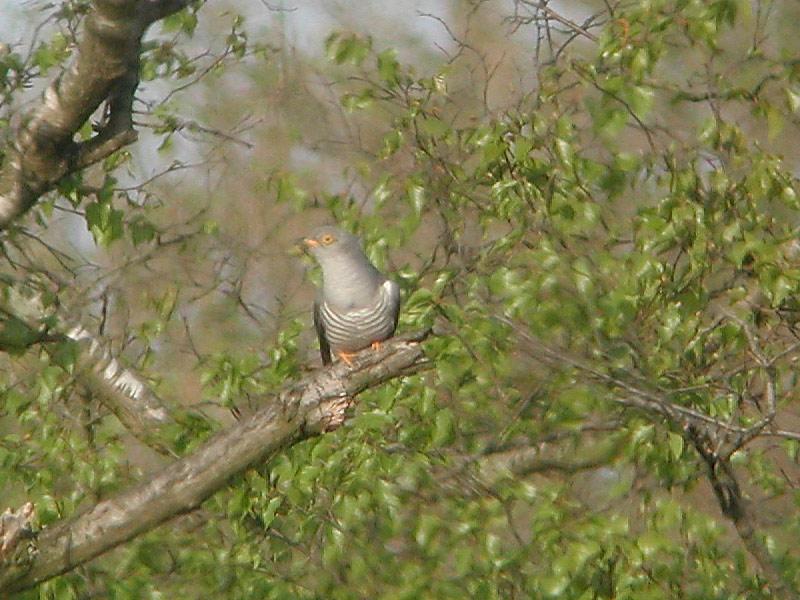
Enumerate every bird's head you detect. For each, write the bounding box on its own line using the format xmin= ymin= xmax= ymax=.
xmin=301 ymin=225 xmax=386 ymax=304
xmin=302 ymin=226 xmax=363 ymax=264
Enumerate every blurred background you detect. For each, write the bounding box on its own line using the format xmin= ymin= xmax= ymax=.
xmin=2 ymin=0 xmax=800 ymax=597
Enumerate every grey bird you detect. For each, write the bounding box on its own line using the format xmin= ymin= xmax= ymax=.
xmin=303 ymin=226 xmax=400 ymax=365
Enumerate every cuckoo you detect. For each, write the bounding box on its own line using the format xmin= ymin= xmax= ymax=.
xmin=303 ymin=226 xmax=400 ymax=366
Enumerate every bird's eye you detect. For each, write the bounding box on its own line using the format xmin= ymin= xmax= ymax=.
xmin=320 ymin=234 xmax=335 ymax=245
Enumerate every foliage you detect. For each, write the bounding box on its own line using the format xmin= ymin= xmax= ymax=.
xmin=2 ymin=0 xmax=800 ymax=598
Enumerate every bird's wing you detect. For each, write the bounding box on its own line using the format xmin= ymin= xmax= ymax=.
xmin=313 ymin=298 xmax=332 ymax=366
xmin=383 ymin=279 xmax=401 ymax=335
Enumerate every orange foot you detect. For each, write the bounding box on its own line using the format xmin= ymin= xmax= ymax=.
xmin=337 ymin=351 xmax=357 ymax=367
xmin=338 ymin=343 xmax=383 ymax=366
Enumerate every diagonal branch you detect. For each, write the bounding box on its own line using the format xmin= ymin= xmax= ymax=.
xmin=0 ymin=276 xmax=177 ymax=454
xmin=505 ymin=319 xmax=798 ymax=598
xmin=0 ymin=503 xmax=35 ymax=563
xmin=512 ymin=0 xmax=599 ymax=42
xmin=0 ymin=331 xmax=430 ymax=593
xmin=67 ymin=320 xmax=177 ymax=455
xmin=0 ymin=0 xmax=191 ymax=229
xmin=692 ymin=436 xmax=795 ymax=600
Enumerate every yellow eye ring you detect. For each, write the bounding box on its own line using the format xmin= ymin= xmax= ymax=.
xmin=320 ymin=234 xmax=335 ymax=245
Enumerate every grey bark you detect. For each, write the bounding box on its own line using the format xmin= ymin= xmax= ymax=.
xmin=0 ymin=331 xmax=430 ymax=593
xmin=0 ymin=276 xmax=176 ymax=454
xmin=0 ymin=0 xmax=190 ymax=228
xmin=0 ymin=504 xmax=34 ymax=563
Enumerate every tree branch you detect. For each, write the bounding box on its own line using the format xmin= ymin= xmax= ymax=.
xmin=0 ymin=331 xmax=430 ymax=593
xmin=487 ymin=444 xmax=619 ymax=478
xmin=0 ymin=276 xmax=177 ymax=454
xmin=503 ymin=318 xmax=798 ymax=597
xmin=511 ymin=0 xmax=599 ymax=42
xmin=430 ymin=439 xmax=623 ymax=500
xmin=691 ymin=433 xmax=795 ymax=600
xmin=0 ymin=503 xmax=35 ymax=563
xmin=0 ymin=0 xmax=190 ymax=229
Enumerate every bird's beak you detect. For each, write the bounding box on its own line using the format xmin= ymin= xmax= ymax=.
xmin=293 ymin=237 xmax=318 ymax=257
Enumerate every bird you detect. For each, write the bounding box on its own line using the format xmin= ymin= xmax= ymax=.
xmin=302 ymin=226 xmax=400 ymax=366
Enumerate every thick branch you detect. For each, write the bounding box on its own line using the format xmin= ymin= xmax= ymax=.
xmin=699 ymin=452 xmax=795 ymax=600
xmin=0 ymin=277 xmax=176 ymax=454
xmin=0 ymin=0 xmax=190 ymax=229
xmin=0 ymin=504 xmax=35 ymax=563
xmin=0 ymin=331 xmax=430 ymax=592
xmin=68 ymin=321 xmax=177 ymax=454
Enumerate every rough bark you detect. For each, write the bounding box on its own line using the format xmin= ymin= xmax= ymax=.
xmin=0 ymin=331 xmax=430 ymax=593
xmin=0 ymin=0 xmax=190 ymax=229
xmin=694 ymin=436 xmax=795 ymax=600
xmin=0 ymin=276 xmax=176 ymax=454
xmin=0 ymin=504 xmax=35 ymax=563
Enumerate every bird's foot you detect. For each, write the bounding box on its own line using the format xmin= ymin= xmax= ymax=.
xmin=370 ymin=341 xmax=382 ymax=351
xmin=337 ymin=351 xmax=357 ymax=367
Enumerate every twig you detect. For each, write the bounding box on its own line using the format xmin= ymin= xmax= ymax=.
xmin=0 ymin=331 xmax=430 ymax=592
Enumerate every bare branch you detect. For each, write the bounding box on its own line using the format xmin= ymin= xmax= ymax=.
xmin=510 ymin=0 xmax=599 ymax=42
xmin=74 ymin=128 xmax=139 ymax=171
xmin=716 ymin=314 xmax=780 ymax=457
xmin=0 ymin=331 xmax=430 ymax=592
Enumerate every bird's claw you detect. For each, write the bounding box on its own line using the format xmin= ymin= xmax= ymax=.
xmin=337 ymin=351 xmax=356 ymax=367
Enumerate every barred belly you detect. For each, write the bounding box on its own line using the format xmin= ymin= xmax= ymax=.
xmin=318 ymin=290 xmax=395 ymax=352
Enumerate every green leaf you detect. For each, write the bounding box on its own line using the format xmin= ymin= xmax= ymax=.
xmin=431 ymin=408 xmax=455 ymax=447
xmin=381 ymin=129 xmax=404 ymax=158
xmin=786 ymin=88 xmax=800 ymax=113
xmin=49 ymin=339 xmax=78 ymax=372
xmin=130 ymin=218 xmax=156 ymax=246
xmin=667 ymin=432 xmax=684 ymax=460
xmin=0 ymin=318 xmax=39 ymax=353
xmin=341 ymin=89 xmax=374 ymax=112
xmin=377 ymin=49 xmax=400 ymax=86
xmin=260 ymin=496 xmax=283 ymax=528
xmin=325 ymin=32 xmax=371 ymax=65
xmin=355 ymin=411 xmax=394 ymax=431
xmin=32 ymin=33 xmax=70 ymax=76
xmin=86 ymin=200 xmax=124 ymax=247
